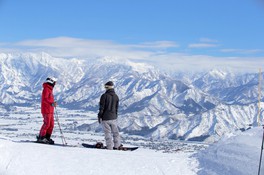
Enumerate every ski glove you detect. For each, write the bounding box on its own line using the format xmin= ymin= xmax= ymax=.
xmin=98 ymin=117 xmax=102 ymax=124
xmin=52 ymin=101 xmax=57 ymax=107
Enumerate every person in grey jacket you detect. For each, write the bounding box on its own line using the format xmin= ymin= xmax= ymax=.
xmin=98 ymin=81 xmax=122 ymax=150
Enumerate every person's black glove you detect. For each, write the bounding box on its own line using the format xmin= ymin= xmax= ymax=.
xmin=98 ymin=117 xmax=102 ymax=124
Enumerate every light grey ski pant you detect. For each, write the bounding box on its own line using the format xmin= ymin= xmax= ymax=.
xmin=101 ymin=119 xmax=121 ymax=149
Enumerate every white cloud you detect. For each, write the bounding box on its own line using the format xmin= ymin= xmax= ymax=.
xmin=188 ymin=38 xmax=219 ymax=49
xmin=0 ymin=37 xmax=263 ymax=73
xmin=154 ymin=53 xmax=264 ymax=72
xmin=131 ymin=41 xmax=179 ymax=49
xmin=2 ymin=37 xmax=178 ymax=59
xmin=220 ymin=48 xmax=263 ymax=54
xmin=199 ymin=38 xmax=218 ymax=43
xmin=188 ymin=43 xmax=219 ymax=48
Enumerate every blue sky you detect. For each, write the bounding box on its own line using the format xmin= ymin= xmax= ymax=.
xmin=0 ymin=0 xmax=264 ymax=71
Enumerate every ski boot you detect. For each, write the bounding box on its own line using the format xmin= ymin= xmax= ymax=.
xmin=45 ymin=134 xmax=55 ymax=145
xmin=114 ymin=144 xmax=128 ymax=151
xmin=36 ymin=135 xmax=49 ymax=144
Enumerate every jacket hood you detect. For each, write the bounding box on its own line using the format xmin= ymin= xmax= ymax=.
xmin=43 ymin=83 xmax=54 ymax=90
xmin=106 ymin=88 xmax=115 ymax=95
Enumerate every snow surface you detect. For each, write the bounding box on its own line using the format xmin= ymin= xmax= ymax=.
xmin=0 ymin=138 xmax=198 ymax=175
xmin=196 ymin=126 xmax=264 ymax=175
xmin=1 ymin=125 xmax=263 ymax=175
xmin=0 ymin=107 xmax=202 ymax=175
xmin=0 ymin=105 xmax=262 ymax=175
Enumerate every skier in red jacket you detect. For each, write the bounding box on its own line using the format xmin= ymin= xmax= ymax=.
xmin=37 ymin=77 xmax=57 ymax=144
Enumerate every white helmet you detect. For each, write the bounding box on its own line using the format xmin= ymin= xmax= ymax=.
xmin=45 ymin=77 xmax=57 ymax=85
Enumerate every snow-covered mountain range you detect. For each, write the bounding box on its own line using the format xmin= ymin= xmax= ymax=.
xmin=0 ymin=52 xmax=263 ymax=142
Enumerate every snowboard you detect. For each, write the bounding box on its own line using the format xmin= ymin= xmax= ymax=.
xmin=82 ymin=143 xmax=139 ymax=151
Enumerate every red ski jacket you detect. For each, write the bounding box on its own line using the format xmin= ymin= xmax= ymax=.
xmin=41 ymin=83 xmax=55 ymax=114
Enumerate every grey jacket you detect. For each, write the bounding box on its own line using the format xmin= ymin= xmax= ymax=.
xmin=98 ymin=89 xmax=119 ymax=121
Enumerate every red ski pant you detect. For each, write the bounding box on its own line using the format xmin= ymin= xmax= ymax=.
xmin=39 ymin=114 xmax=54 ymax=137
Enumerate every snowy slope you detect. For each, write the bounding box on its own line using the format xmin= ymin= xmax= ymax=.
xmin=196 ymin=126 xmax=264 ymax=175
xmin=192 ymin=69 xmax=263 ymax=105
xmin=0 ymin=138 xmax=198 ymax=175
xmin=0 ymin=124 xmax=263 ymax=175
xmin=0 ymin=106 xmax=205 ymax=175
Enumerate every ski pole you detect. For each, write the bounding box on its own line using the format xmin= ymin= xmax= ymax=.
xmin=54 ymin=107 xmax=67 ymax=145
xmin=258 ymin=125 xmax=264 ymax=175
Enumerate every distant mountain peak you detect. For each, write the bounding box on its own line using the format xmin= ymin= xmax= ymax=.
xmin=0 ymin=52 xmax=261 ymax=142
xmin=208 ymin=69 xmax=228 ymax=79
xmin=97 ymin=56 xmax=155 ymax=74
